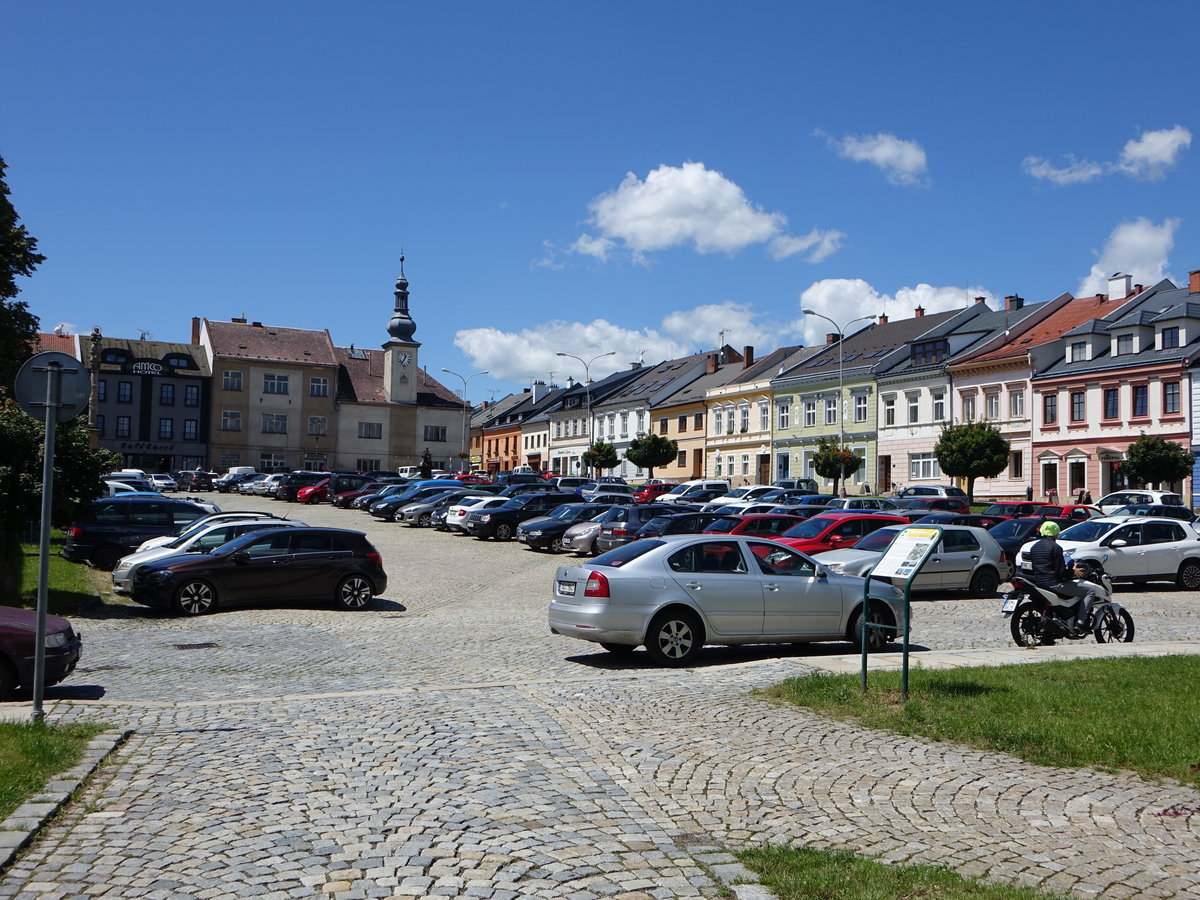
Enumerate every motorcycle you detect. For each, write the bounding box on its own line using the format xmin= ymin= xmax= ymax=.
xmin=1002 ymin=559 xmax=1135 ymax=646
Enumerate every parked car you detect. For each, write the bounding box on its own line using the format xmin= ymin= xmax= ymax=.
xmin=596 ymin=475 xmax=627 ymax=485
xmin=465 ymin=492 xmax=584 ymax=540
xmin=453 ymin=473 xmax=493 ymax=485
xmin=765 ymin=503 xmax=840 ymax=520
xmin=905 ymin=512 xmax=990 ymax=529
xmin=551 ymin=476 xmax=596 ymax=493
xmin=63 ymin=496 xmax=220 ymax=570
xmin=986 ymin=516 xmax=1075 ymax=561
xmin=177 ymin=471 xmax=216 ymax=492
xmin=1108 ymin=504 xmax=1196 ymax=521
xmin=516 ymin=503 xmax=613 ymax=552
xmin=395 ymin=490 xmax=493 ymax=527
xmin=699 ymin=484 xmax=776 ymax=512
xmin=214 ymin=472 xmax=259 ymax=494
xmin=823 ymin=497 xmax=900 ymax=511
xmin=1032 ymin=503 xmax=1103 ymax=521
xmin=296 ymin=479 xmax=332 ymax=505
xmin=561 ymin=518 xmax=606 ymax=556
xmin=323 ymin=474 xmax=373 ymax=498
xmin=444 ymin=495 xmax=511 ymax=533
xmin=369 ymin=482 xmax=466 ymax=520
xmin=135 ymin=511 xmax=290 ymax=552
xmin=0 ymin=605 xmax=82 ymax=698
xmin=772 ymin=512 xmax=908 ymax=555
xmin=352 ymin=482 xmax=413 ymax=510
xmin=112 ymin=517 xmax=307 ymax=594
xmin=635 ymin=511 xmax=727 ymax=539
xmin=896 ymin=485 xmax=969 ymax=499
xmin=591 ymin=504 xmax=679 ymax=555
xmin=890 ymin=497 xmax=971 ymax=519
xmin=549 ymin=534 xmax=905 ymax=664
xmin=771 ymin=477 xmax=819 ymax=492
xmin=130 ymin=526 xmax=387 ymax=615
xmin=148 ymin=474 xmax=178 ymax=492
xmin=274 ymin=471 xmax=330 ymax=502
xmin=814 ymin=524 xmax=1010 ymax=596
xmin=1095 ymin=490 xmax=1185 ymax=515
xmin=249 ymin=473 xmax=287 ymax=496
xmin=498 ymin=482 xmax=556 ymax=498
xmin=632 ymin=482 xmax=678 ymax=503
xmin=585 ymin=491 xmax=637 ymax=507
xmin=580 ymin=483 xmax=635 ymax=501
xmin=1015 ymin=515 xmax=1200 ymax=588
xmin=701 ymin=514 xmax=804 ymax=536
xmin=978 ymin=501 xmax=1045 ymax=526
xmin=237 ymin=475 xmax=269 ymax=495
xmin=334 ymin=480 xmax=401 ymax=508
xmin=656 ymin=479 xmax=731 ymax=505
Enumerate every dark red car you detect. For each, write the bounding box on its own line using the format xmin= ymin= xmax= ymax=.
xmin=772 ymin=512 xmax=908 ymax=554
xmin=1 ymin=605 xmax=82 ymax=698
xmin=978 ymin=501 xmax=1044 ymax=527
xmin=454 ymin=473 xmax=493 ymax=484
xmin=633 ymin=482 xmax=678 ymax=503
xmin=295 ymin=479 xmax=331 ymax=505
xmin=702 ymin=514 xmax=804 ymax=536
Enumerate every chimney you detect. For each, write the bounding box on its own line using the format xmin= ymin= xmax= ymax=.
xmin=742 ymin=345 xmax=754 ymax=368
xmin=1109 ymin=272 xmax=1132 ymax=298
xmin=1004 ymin=295 xmax=1024 ymax=311
xmin=914 ymin=306 xmax=925 ymax=317
xmin=1133 ymin=283 xmax=1144 ymax=295
xmin=191 ymin=316 xmax=201 ymax=345
xmin=974 ymin=296 xmax=987 ymax=304
xmin=1190 ymin=270 xmax=1200 ymax=294
xmin=706 ymin=353 xmax=719 ymax=374
xmin=231 ymin=316 xmax=247 ymax=324
xmin=531 ymin=380 xmax=548 ymax=402
xmin=878 ymin=314 xmax=889 ymax=324
xmin=251 ymin=321 xmax=263 ymax=327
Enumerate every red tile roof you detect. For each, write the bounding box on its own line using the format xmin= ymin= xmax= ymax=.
xmin=34 ymin=333 xmax=78 ymax=355
xmin=334 ymin=347 xmax=466 ymax=409
xmin=955 ymin=295 xmax=1113 ymax=366
xmin=204 ymin=319 xmax=337 ymax=365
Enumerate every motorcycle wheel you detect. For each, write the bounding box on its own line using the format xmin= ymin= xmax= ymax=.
xmin=1093 ymin=607 xmax=1135 ymax=643
xmin=1010 ymin=601 xmax=1051 ymax=647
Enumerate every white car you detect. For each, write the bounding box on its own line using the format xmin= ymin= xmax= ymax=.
xmin=148 ymin=474 xmax=178 ymax=492
xmin=135 ymin=511 xmax=291 ymax=552
xmin=700 ymin=485 xmax=776 ymax=512
xmin=1015 ymin=515 xmax=1200 ymax=588
xmin=444 ymin=496 xmax=509 ymax=533
xmin=1095 ymin=490 xmax=1185 ymax=516
xmin=112 ymin=518 xmax=306 ymax=593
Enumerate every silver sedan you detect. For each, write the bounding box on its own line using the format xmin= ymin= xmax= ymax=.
xmin=549 ymin=534 xmax=905 ymax=665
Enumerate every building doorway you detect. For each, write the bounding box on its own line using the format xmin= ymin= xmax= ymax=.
xmin=878 ymin=455 xmax=892 ymax=492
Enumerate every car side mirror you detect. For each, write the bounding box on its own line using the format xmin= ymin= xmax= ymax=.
xmin=1108 ymin=539 xmax=1127 ymax=548
xmin=231 ymin=551 xmax=251 ymax=564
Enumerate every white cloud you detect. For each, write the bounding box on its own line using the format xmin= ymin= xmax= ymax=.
xmin=1021 ymin=155 xmax=1105 ymax=185
xmin=1024 ymin=125 xmax=1191 ymax=185
xmin=660 ymin=301 xmax=786 ymax=350
xmin=792 ymin=279 xmax=992 ymax=345
xmin=1077 ymin=217 xmax=1179 ymax=296
xmin=1114 ymin=125 xmax=1192 ymax=180
xmin=570 ymin=161 xmax=841 ymax=264
xmin=825 ymin=132 xmax=929 ymax=187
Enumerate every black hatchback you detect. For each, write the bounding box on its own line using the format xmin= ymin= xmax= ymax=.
xmin=130 ymin=527 xmax=387 ymax=616
xmin=63 ymin=496 xmax=218 ymax=570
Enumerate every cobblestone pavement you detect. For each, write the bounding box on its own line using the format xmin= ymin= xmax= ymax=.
xmin=4 ymin=495 xmax=1199 ymax=899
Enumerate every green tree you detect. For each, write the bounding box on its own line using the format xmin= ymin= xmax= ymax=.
xmin=582 ymin=441 xmax=619 ymax=475
xmin=0 ymin=155 xmax=45 ymax=394
xmin=811 ymin=436 xmax=862 ymax=496
xmin=1118 ymin=433 xmax=1193 ymax=488
xmin=933 ymin=421 xmax=1010 ymax=503
xmin=623 ymin=433 xmax=678 ymax=479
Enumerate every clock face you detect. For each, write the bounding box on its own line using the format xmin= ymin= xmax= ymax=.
xmin=399 ymin=352 xmax=411 ymax=366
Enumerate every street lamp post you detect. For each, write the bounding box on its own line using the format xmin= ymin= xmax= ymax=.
xmin=802 ymin=310 xmax=875 ymax=497
xmin=441 ymin=368 xmax=488 ymax=473
xmin=556 ymin=351 xmax=615 ymax=476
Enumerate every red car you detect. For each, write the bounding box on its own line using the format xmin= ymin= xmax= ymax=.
xmin=633 ymin=482 xmax=678 ymax=503
xmin=1034 ymin=504 xmax=1103 ymax=522
xmin=454 ymin=473 xmax=493 ymax=485
xmin=772 ymin=512 xmax=908 ymax=554
xmin=978 ymin=501 xmax=1043 ymax=526
xmin=702 ymin=514 xmax=804 ymax=536
xmin=295 ymin=479 xmax=331 ymax=505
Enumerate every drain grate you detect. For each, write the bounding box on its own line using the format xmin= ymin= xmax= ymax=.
xmin=173 ymin=642 xmax=218 ymax=650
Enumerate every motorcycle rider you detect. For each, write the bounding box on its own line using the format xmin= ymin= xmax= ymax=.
xmin=1026 ymin=520 xmax=1096 ymax=636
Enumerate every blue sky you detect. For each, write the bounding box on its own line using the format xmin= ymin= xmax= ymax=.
xmin=5 ymin=1 xmax=1197 ymax=401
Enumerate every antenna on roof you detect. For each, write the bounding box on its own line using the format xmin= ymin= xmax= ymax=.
xmin=138 ymin=329 xmax=153 ymax=341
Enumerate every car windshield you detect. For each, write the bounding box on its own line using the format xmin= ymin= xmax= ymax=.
xmin=780 ymin=518 xmax=830 ymax=539
xmin=1059 ymin=521 xmax=1117 ymax=542
xmin=706 ymin=517 xmax=740 ymax=533
xmin=592 ymin=540 xmax=664 ymax=567
xmin=854 ymin=528 xmax=900 ymax=552
xmin=988 ymin=518 xmax=1035 ymax=539
xmin=549 ymin=504 xmax=588 ymax=521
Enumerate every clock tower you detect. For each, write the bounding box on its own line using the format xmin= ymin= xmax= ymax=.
xmin=383 ymin=256 xmax=420 ymax=405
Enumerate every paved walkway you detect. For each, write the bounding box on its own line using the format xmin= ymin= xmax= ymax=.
xmin=2 ymin=498 xmax=1197 ymax=899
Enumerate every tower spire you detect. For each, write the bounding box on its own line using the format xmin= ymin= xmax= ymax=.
xmin=387 ymin=253 xmax=418 ymax=342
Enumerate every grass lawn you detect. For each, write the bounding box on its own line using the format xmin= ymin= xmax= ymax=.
xmin=758 ymin=656 xmax=1200 ymax=787
xmin=737 ymin=845 xmax=1066 ymax=900
xmin=12 ymin=531 xmax=98 ymax=616
xmin=0 ymin=721 xmax=105 ymax=820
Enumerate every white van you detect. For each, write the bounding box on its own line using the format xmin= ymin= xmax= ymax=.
xmin=226 ymin=466 xmax=256 ymax=477
xmin=657 ymin=479 xmax=730 ymax=505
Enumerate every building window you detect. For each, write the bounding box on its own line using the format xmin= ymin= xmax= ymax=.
xmin=159 ymin=383 xmax=175 ymax=406
xmin=97 ymin=380 xmax=107 ymax=402
xmin=423 ymin=425 xmax=447 ymax=442
xmin=1043 ymin=394 xmax=1057 ymax=425
xmin=1009 ymin=450 xmax=1023 ymax=479
xmin=1010 ymin=390 xmax=1024 ymax=419
xmin=1103 ymin=388 xmax=1119 ymax=419
xmin=909 ymin=452 xmax=941 ymax=480
xmin=260 ymin=453 xmax=288 ymax=473
xmin=261 ymin=413 xmax=287 ymax=434
xmin=854 ymin=395 xmax=867 ymax=423
xmin=693 ymin=412 xmax=704 ymax=429
xmin=158 ymin=418 xmax=173 ymax=440
xmin=962 ymin=395 xmax=975 ymax=421
xmin=713 ymin=409 xmax=724 ymax=434
xmin=985 ymin=393 xmax=999 ymax=420
xmin=932 ymin=392 xmax=945 ymax=421
xmin=676 ymin=449 xmax=686 ymax=467
xmin=677 ymin=414 xmax=687 ymax=432
xmin=883 ymin=397 xmax=895 ymax=426
xmin=115 ymin=416 xmax=131 ymax=438
xmin=309 ymin=377 xmax=329 ymax=397
xmin=96 ymin=414 xmax=105 ymax=436
xmin=1070 ymin=342 xmax=1087 ymax=362
xmin=184 ymin=384 xmax=200 ymax=407
xmin=804 ymin=401 xmax=817 ymax=428
xmin=263 ymin=373 xmax=289 ymax=394
xmin=1116 ymin=334 xmax=1133 ymax=356
xmin=359 ymin=422 xmax=383 ymax=439
xmin=223 ymin=370 xmax=243 ymax=391
xmin=1070 ymin=391 xmax=1085 ymax=422
xmin=1132 ymin=385 xmax=1148 ymax=417
xmin=356 ymin=458 xmax=381 ymax=471
xmin=221 ymin=411 xmax=242 ymax=431
xmin=309 ymin=416 xmax=327 ymax=436
xmin=1162 ymin=326 xmax=1180 ymax=349
xmin=183 ymin=419 xmax=198 ymax=441
xmin=739 ymin=404 xmax=750 ymax=431
xmin=907 ymin=394 xmax=919 ymax=424
xmin=758 ymin=403 xmax=768 ymax=431
xmin=117 ymin=382 xmax=132 ymax=403
xmin=619 ymin=413 xmax=628 ymax=437
xmin=714 ymin=456 xmax=723 ymax=476
xmin=777 ymin=401 xmax=790 ymax=430
xmin=1164 ymin=381 xmax=1181 ymax=414
xmin=911 ymin=340 xmax=948 ymax=366
xmin=825 ymin=398 xmax=837 ymax=426
xmin=219 ymin=452 xmax=240 ymax=470
xmin=659 ymin=417 xmax=669 ymax=435
xmin=741 ymin=454 xmax=750 ymax=475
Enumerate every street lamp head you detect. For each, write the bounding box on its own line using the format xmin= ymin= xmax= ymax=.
xmin=802 ymin=308 xmax=817 ymax=316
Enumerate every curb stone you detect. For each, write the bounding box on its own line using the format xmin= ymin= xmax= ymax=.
xmin=694 ymin=851 xmax=780 ymax=899
xmin=0 ymin=727 xmax=131 ymax=871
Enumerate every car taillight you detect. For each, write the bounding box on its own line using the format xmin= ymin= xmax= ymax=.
xmin=584 ymin=571 xmax=609 ymax=598
xmin=999 ymin=551 xmax=1007 ymax=564
xmin=68 ymin=527 xmax=82 ymax=539
xmin=366 ymin=551 xmax=383 ymax=567
xmin=610 ymin=527 xmax=629 ymax=536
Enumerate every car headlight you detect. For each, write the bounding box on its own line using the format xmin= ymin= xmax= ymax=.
xmin=45 ymin=631 xmax=69 ymax=649
xmin=114 ymin=560 xmax=132 ymax=573
xmin=824 ymin=561 xmax=844 ymax=573
xmin=479 ymin=514 xmax=492 ymax=523
xmin=528 ymin=530 xmax=542 ymax=538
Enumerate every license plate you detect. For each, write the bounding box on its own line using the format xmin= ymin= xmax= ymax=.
xmin=558 ymin=580 xmax=576 ymax=596
xmin=517 ymin=534 xmax=527 ymax=542
xmin=1001 ymin=595 xmax=1019 ymax=613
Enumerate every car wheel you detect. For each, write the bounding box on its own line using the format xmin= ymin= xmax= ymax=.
xmin=336 ymin=576 xmax=374 ymax=610
xmin=599 ymin=642 xmax=636 ymax=656
xmin=1176 ymin=559 xmax=1200 ymax=590
xmin=850 ymin=603 xmax=889 ymax=652
xmin=968 ymin=567 xmax=1000 ymax=598
xmin=173 ymin=580 xmax=217 ymax=616
xmin=417 ymin=512 xmax=432 ymax=528
xmin=493 ymin=523 xmax=513 ymax=541
xmin=644 ymin=608 xmax=704 ymax=666
xmin=0 ymin=659 xmax=18 ymax=700
xmin=92 ymin=545 xmax=123 ymax=572
xmin=548 ymin=536 xmax=564 ymax=553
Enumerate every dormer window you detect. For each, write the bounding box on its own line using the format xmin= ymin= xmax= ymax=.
xmin=911 ymin=340 xmax=948 ymax=366
xmin=1162 ymin=326 xmax=1180 ymax=349
xmin=1069 ymin=341 xmax=1087 ymax=362
xmin=1116 ymin=334 xmax=1134 ymax=355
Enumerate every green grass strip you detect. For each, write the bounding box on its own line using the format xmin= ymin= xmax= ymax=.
xmin=759 ymin=656 xmax=1200 ymax=786
xmin=0 ymin=721 xmax=105 ymax=820
xmin=737 ymin=845 xmax=1066 ymax=900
